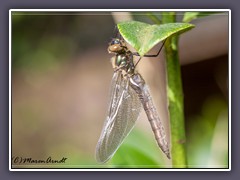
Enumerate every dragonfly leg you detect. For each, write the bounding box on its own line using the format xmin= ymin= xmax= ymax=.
xmin=134 ymin=57 xmax=142 ymax=68
xmin=132 ymin=39 xmax=167 ymax=68
xmin=114 ymin=66 xmax=123 ymax=72
xmin=113 ymin=25 xmax=120 ymax=39
xmin=132 ymin=39 xmax=167 ymax=57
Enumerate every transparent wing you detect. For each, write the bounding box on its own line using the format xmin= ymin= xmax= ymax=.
xmin=96 ymin=71 xmax=142 ymax=163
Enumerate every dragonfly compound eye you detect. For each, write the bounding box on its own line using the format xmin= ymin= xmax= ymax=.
xmin=110 ymin=39 xmax=121 ymax=45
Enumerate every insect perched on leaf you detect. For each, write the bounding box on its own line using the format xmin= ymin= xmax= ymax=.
xmin=95 ymin=28 xmax=170 ymax=163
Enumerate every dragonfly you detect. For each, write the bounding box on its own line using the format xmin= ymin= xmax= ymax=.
xmin=95 ymin=30 xmax=170 ymax=163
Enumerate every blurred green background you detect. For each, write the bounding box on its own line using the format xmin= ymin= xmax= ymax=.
xmin=11 ymin=11 xmax=228 ymax=168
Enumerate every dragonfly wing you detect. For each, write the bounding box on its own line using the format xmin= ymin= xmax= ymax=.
xmin=96 ymin=71 xmax=142 ymax=163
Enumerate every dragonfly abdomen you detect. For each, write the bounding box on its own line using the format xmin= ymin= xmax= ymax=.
xmin=129 ymin=73 xmax=171 ymax=159
xmin=141 ymin=88 xmax=171 ymax=159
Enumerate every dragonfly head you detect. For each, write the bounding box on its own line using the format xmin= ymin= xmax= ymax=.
xmin=108 ymin=38 xmax=126 ymax=54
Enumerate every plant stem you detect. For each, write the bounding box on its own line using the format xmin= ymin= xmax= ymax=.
xmin=161 ymin=12 xmax=187 ymax=168
xmin=146 ymin=13 xmax=162 ymax=24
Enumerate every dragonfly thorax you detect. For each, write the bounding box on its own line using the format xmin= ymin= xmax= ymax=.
xmin=114 ymin=52 xmax=135 ymax=75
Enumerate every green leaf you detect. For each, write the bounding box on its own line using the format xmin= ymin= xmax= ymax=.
xmin=110 ymin=144 xmax=161 ymax=168
xmin=117 ymin=21 xmax=194 ymax=56
xmin=182 ymin=12 xmax=222 ymax=23
xmin=108 ymin=129 xmax=166 ymax=168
